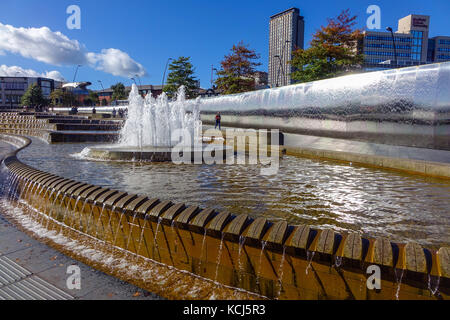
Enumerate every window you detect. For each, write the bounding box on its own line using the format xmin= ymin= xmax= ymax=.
xmin=411 ymin=31 xmax=424 ymax=61
xmin=366 ymin=43 xmax=411 ymax=50
xmin=4 ymin=82 xmax=27 ymax=90
xmin=365 ymin=35 xmax=412 ymax=43
xmin=365 ymin=51 xmax=410 ymax=58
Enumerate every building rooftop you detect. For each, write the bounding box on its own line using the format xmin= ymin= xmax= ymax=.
xmin=270 ymin=7 xmax=300 ymax=19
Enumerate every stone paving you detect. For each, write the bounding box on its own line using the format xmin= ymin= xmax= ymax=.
xmin=0 ymin=141 xmax=162 ymax=300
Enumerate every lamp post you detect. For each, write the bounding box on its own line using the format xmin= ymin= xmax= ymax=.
xmin=97 ymin=80 xmax=105 ymax=91
xmin=386 ymin=27 xmax=398 ymax=68
xmin=274 ymin=55 xmax=282 ymax=87
xmin=274 ymin=40 xmax=290 ymax=87
xmin=211 ymin=65 xmax=218 ymax=89
xmin=73 ymin=65 xmax=82 ymax=83
xmin=162 ymin=58 xmax=173 ymax=92
xmin=135 ymin=74 xmax=142 ymax=87
xmin=98 ymin=80 xmax=106 ymax=106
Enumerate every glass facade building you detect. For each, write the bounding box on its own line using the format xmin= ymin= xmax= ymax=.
xmin=361 ymin=14 xmax=450 ymax=70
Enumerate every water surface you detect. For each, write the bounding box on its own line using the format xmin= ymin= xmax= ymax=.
xmin=18 ymin=138 xmax=450 ymax=249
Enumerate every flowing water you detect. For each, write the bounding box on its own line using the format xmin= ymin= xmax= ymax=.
xmin=14 ymin=137 xmax=450 ymax=249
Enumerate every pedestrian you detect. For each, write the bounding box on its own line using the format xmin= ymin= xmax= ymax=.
xmin=215 ymin=112 xmax=222 ymax=130
xmin=112 ymin=108 xmax=117 ymax=118
xmin=92 ymin=107 xmax=97 ymax=115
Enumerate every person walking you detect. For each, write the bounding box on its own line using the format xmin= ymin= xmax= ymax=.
xmin=215 ymin=112 xmax=222 ymax=130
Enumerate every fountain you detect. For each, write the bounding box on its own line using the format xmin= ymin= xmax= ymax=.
xmin=83 ymin=85 xmax=230 ymax=162
xmin=1 ymin=63 xmax=449 ymax=300
xmin=195 ymin=62 xmax=450 ymax=150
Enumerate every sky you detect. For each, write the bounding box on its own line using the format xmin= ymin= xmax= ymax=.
xmin=0 ymin=0 xmax=449 ymax=90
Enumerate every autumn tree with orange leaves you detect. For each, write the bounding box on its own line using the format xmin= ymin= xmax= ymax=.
xmin=290 ymin=9 xmax=364 ymax=83
xmin=215 ymin=41 xmax=262 ymax=95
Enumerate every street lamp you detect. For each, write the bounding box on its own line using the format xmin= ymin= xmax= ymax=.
xmin=73 ymin=65 xmax=82 ymax=83
xmin=274 ymin=40 xmax=290 ymax=87
xmin=386 ymin=27 xmax=398 ymax=68
xmin=97 ymin=80 xmax=106 ymax=105
xmin=134 ymin=74 xmax=142 ymax=87
xmin=274 ymin=55 xmax=282 ymax=87
xmin=162 ymin=58 xmax=173 ymax=92
xmin=211 ymin=65 xmax=218 ymax=89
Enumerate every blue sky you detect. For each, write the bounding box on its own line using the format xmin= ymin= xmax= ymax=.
xmin=0 ymin=0 xmax=449 ymax=90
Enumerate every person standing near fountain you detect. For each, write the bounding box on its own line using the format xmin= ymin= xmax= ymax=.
xmin=215 ymin=112 xmax=222 ymax=130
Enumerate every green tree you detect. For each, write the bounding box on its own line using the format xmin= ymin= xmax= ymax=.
xmin=50 ymin=89 xmax=76 ymax=107
xmin=88 ymin=90 xmax=99 ymax=106
xmin=215 ymin=41 xmax=262 ymax=95
xmin=290 ymin=9 xmax=364 ymax=83
xmin=21 ymin=84 xmax=45 ymax=107
xmin=111 ymin=82 xmax=127 ymax=102
xmin=163 ymin=56 xmax=199 ymax=99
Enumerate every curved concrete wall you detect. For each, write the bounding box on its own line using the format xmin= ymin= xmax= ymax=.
xmin=1 ymin=133 xmax=449 ymax=300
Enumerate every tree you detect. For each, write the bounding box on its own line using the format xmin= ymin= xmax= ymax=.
xmin=111 ymin=82 xmax=127 ymax=102
xmin=290 ymin=9 xmax=364 ymax=83
xmin=88 ymin=91 xmax=99 ymax=106
xmin=21 ymin=84 xmax=45 ymax=107
xmin=50 ymin=89 xmax=76 ymax=107
xmin=163 ymin=56 xmax=199 ymax=99
xmin=215 ymin=41 xmax=262 ymax=95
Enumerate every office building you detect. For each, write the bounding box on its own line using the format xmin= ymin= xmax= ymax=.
xmin=0 ymin=77 xmax=62 ymax=109
xmin=269 ymin=8 xmax=305 ymax=87
xmin=362 ymin=14 xmax=450 ymax=70
xmin=428 ymin=36 xmax=450 ymax=63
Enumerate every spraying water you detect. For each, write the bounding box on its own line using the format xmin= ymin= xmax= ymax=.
xmin=119 ymin=85 xmax=202 ymax=148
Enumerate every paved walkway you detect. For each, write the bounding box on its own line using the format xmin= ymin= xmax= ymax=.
xmin=0 ymin=140 xmax=162 ymax=300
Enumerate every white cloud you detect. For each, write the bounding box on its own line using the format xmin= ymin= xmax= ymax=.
xmin=42 ymin=70 xmax=66 ymax=82
xmin=0 ymin=65 xmax=66 ymax=82
xmin=87 ymin=49 xmax=146 ymax=78
xmin=0 ymin=23 xmax=86 ymax=66
xmin=0 ymin=22 xmax=147 ymax=78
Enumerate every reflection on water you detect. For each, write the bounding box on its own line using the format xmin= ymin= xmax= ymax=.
xmin=18 ymin=138 xmax=450 ymax=249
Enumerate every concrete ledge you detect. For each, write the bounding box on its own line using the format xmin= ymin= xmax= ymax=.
xmin=285 ymin=146 xmax=450 ymax=180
